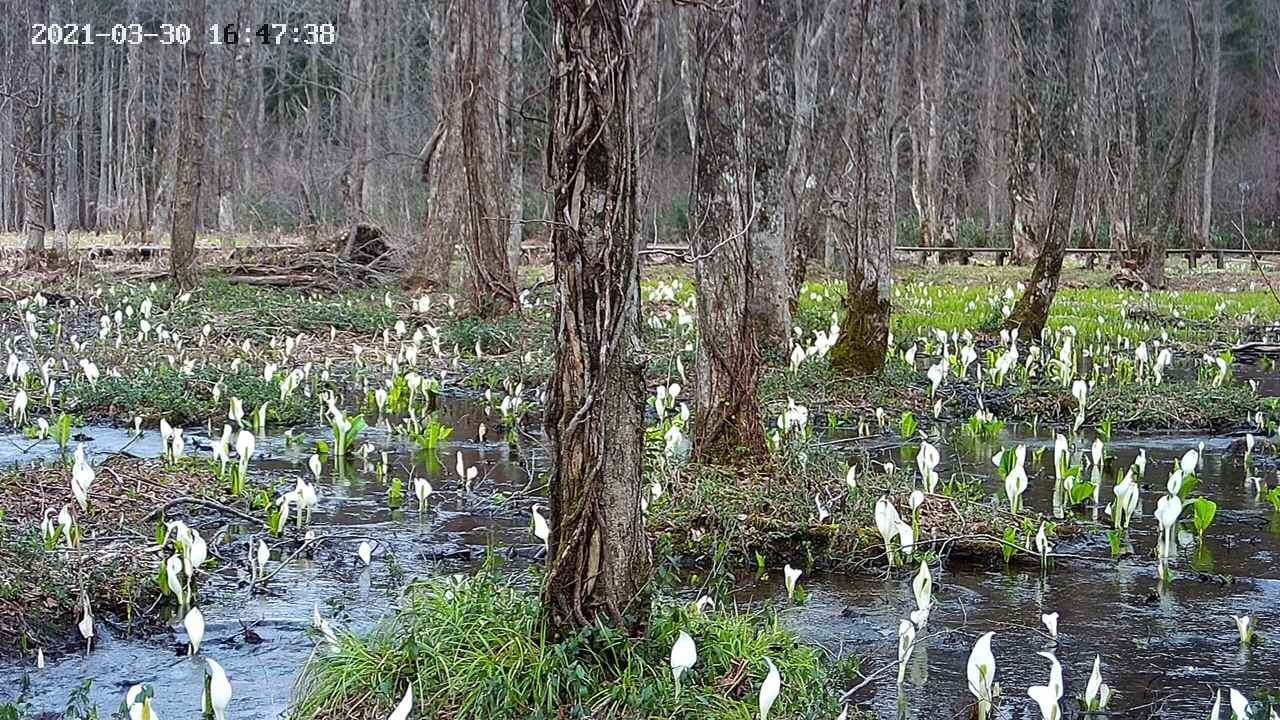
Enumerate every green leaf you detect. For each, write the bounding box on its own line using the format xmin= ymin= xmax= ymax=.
xmin=1069 ymin=481 xmax=1096 ymax=506
xmin=1192 ymin=497 xmax=1218 ymax=537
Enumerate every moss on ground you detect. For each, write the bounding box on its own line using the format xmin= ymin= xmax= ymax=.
xmin=0 ymin=456 xmax=233 ymax=651
xmin=291 ymin=571 xmax=852 ymax=720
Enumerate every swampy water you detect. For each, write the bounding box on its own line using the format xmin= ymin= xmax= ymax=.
xmin=2 ymin=395 xmax=1279 ymax=718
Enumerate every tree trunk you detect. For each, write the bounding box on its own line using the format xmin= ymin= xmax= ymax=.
xmin=1005 ymin=0 xmax=1095 ymax=338
xmin=460 ymin=1 xmax=518 ymax=317
xmin=686 ymin=4 xmax=769 ymax=461
xmin=95 ymin=50 xmax=113 ymax=231
xmin=341 ymin=0 xmax=375 ymax=259
xmin=785 ymin=0 xmax=836 ymax=309
xmin=50 ymin=6 xmax=74 ymax=254
xmin=907 ymin=0 xmax=951 ymax=261
xmin=503 ymin=0 xmax=526 ymax=273
xmin=542 ymin=0 xmax=650 ymax=637
xmin=1007 ymin=0 xmax=1045 ymax=267
xmin=635 ymin=1 xmax=662 ymax=251
xmin=404 ymin=3 xmax=462 ymax=292
xmin=738 ymin=0 xmax=794 ymax=356
xmin=1196 ymin=0 xmax=1221 ymax=264
xmin=216 ymin=5 xmax=249 ymax=249
xmin=18 ymin=0 xmax=48 ymax=266
xmin=169 ymin=0 xmax=208 ymax=290
xmin=978 ymin=0 xmax=1008 ymax=242
xmin=828 ymin=0 xmax=897 ymax=377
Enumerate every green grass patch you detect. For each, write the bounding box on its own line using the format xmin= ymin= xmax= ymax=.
xmin=135 ymin=274 xmax=401 ymax=336
xmin=291 ymin=571 xmax=845 ymax=720
xmin=63 ymin=363 xmax=316 ymax=425
xmin=790 ymin=275 xmax=1279 ymax=352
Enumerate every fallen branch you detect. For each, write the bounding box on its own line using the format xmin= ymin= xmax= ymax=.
xmin=142 ymin=496 xmax=267 ymax=528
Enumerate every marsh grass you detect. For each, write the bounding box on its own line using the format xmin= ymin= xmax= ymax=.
xmin=290 ymin=571 xmax=845 ymax=720
xmin=118 ymin=274 xmax=401 ymax=336
xmin=789 ymin=275 xmax=1280 ymax=350
xmin=63 ymin=363 xmax=315 ymax=425
xmin=994 ymin=379 xmax=1259 ymax=431
xmin=647 ymin=449 xmax=1050 ymax=572
xmin=0 ymin=456 xmax=231 ymax=649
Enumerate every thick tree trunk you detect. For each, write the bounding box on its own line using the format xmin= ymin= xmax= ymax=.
xmin=742 ymin=0 xmax=793 ymax=355
xmin=784 ymin=0 xmax=836 ymax=309
xmin=216 ymin=8 xmax=248 ymax=249
xmin=169 ymin=0 xmax=208 ymax=290
xmin=18 ymin=0 xmax=48 ymax=265
xmin=50 ymin=14 xmax=74 ymax=254
xmin=1004 ymin=179 xmax=1073 ymax=338
xmin=542 ymin=0 xmax=651 ymax=637
xmin=1007 ymin=0 xmax=1045 ymax=267
xmin=404 ymin=4 xmax=462 ymax=292
xmin=20 ymin=99 xmax=47 ymax=263
xmin=829 ymin=0 xmax=896 ymax=377
xmin=977 ymin=0 xmax=1008 ymax=242
xmin=460 ymin=2 xmax=518 ymax=317
xmin=907 ymin=0 xmax=951 ymax=261
xmin=686 ymin=5 xmax=769 ymax=461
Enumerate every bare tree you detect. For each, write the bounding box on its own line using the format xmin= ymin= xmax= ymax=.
xmin=49 ymin=0 xmax=76 ymax=253
xmin=1006 ymin=0 xmax=1048 ymax=267
xmin=784 ymin=0 xmax=837 ymax=306
xmin=542 ymin=0 xmax=651 ymax=637
xmin=15 ymin=0 xmax=49 ymax=266
xmin=169 ymin=0 xmax=209 ymax=290
xmin=1195 ymin=0 xmax=1222 ymax=265
xmin=1004 ymin=0 xmax=1097 ymax=337
xmin=459 ymin=0 xmax=518 ymax=316
xmin=827 ymin=0 xmax=899 ymax=376
xmin=405 ymin=3 xmax=464 ymax=292
xmin=685 ymin=2 xmax=770 ymax=461
xmin=906 ymin=0 xmax=953 ymax=259
xmin=976 ymin=0 xmax=1010 ymax=243
xmin=340 ymin=0 xmax=375 ymax=258
xmin=501 ymin=0 xmax=527 ymax=272
xmin=743 ymin=1 xmax=795 ymax=354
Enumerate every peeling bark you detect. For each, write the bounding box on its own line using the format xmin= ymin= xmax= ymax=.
xmin=542 ymin=0 xmax=650 ymax=637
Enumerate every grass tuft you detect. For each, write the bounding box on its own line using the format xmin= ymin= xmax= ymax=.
xmin=291 ymin=571 xmax=845 ymax=720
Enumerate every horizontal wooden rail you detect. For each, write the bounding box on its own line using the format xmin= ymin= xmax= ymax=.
xmin=520 ymin=242 xmax=1273 ymax=269
xmin=15 ymin=241 xmax=1266 ymax=272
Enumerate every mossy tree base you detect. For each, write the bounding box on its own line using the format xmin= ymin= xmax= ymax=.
xmin=829 ymin=286 xmax=889 ymax=377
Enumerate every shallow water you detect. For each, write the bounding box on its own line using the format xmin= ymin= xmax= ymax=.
xmin=0 ymin=398 xmax=544 ymax=718
xmin=758 ymin=427 xmax=1280 ymax=717
xmin=3 ymin=397 xmax=1279 ymax=718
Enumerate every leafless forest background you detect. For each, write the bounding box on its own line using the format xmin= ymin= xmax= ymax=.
xmin=2 ymin=0 xmax=1279 ymax=280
